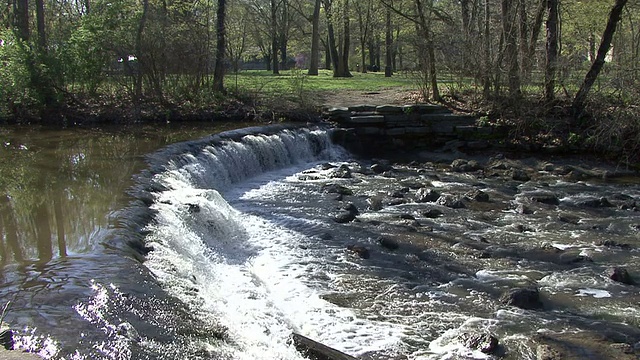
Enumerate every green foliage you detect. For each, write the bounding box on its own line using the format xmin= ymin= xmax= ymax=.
xmin=0 ymin=30 xmax=40 ymax=118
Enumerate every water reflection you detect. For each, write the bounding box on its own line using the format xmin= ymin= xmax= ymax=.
xmin=0 ymin=123 xmax=250 ymax=267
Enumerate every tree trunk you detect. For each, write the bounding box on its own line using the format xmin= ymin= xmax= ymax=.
xmin=518 ymin=0 xmax=528 ymax=79
xmin=384 ymin=7 xmax=392 ymax=77
xmin=502 ymin=0 xmax=521 ymax=98
xmin=325 ymin=1 xmax=340 ymax=72
xmin=544 ymin=0 xmax=558 ymax=101
xmin=308 ymin=0 xmax=321 ymax=75
xmin=14 ymin=0 xmax=29 ymax=41
xmin=213 ymin=0 xmax=226 ymax=92
xmin=336 ymin=0 xmax=352 ymax=77
xmin=573 ymin=0 xmax=628 ymax=115
xmin=524 ymin=0 xmax=546 ymax=77
xmin=134 ymin=0 xmax=148 ymax=110
xmin=271 ymin=0 xmax=279 ymax=74
xmin=35 ymin=0 xmax=46 ymax=50
xmin=482 ymin=0 xmax=491 ymax=98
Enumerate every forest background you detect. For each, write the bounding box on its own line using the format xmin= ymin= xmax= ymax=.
xmin=0 ymin=0 xmax=638 ymax=161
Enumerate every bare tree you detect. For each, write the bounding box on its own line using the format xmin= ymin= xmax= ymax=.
xmin=545 ymin=0 xmax=558 ymax=101
xmin=213 ymin=0 xmax=227 ymax=92
xmin=573 ymin=0 xmax=628 ymax=114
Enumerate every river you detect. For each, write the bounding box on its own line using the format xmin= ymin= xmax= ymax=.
xmin=0 ymin=123 xmax=639 ymax=359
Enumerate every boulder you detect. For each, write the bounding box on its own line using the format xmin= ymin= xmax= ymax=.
xmin=451 ymin=159 xmax=481 ymax=172
xmin=377 ymin=236 xmax=400 ymax=250
xmin=334 ymin=211 xmax=356 ymax=223
xmin=436 ymin=194 xmax=466 ymax=209
xmin=329 ymin=164 xmax=352 ymax=179
xmin=607 ymin=267 xmax=634 ymax=285
xmin=465 ymin=189 xmax=489 ymax=202
xmin=322 ymin=184 xmax=353 ymax=196
xmin=528 ymin=192 xmax=560 ymax=205
xmin=346 ymin=245 xmax=370 ymax=259
xmin=578 ymin=197 xmax=613 ymax=208
xmin=422 ymin=209 xmax=443 ymax=218
xmin=458 ymin=332 xmax=499 ymax=354
xmin=512 ymin=169 xmax=531 ymax=182
xmin=371 ymin=162 xmax=393 ymax=174
xmin=596 ymin=240 xmax=631 ymax=249
xmin=500 ymin=287 xmax=543 ymax=310
xmin=415 ymin=188 xmax=440 ymax=203
xmin=366 ymin=196 xmax=384 ymax=211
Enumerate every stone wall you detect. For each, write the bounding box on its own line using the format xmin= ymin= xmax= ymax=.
xmin=324 ymin=104 xmax=506 ymax=157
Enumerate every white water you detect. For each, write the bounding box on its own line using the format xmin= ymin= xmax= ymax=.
xmin=142 ymin=128 xmax=405 ymax=359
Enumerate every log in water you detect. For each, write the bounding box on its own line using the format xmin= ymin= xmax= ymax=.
xmin=291 ymin=333 xmax=358 ymax=360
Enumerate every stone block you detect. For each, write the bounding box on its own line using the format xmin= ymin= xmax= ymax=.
xmin=455 ymin=125 xmax=478 ymax=134
xmin=349 ymin=104 xmax=378 ymax=112
xmin=404 ymin=127 xmax=431 ymax=134
xmin=403 ymin=104 xmax=451 ymax=114
xmin=355 ymin=127 xmax=383 ymax=135
xmin=386 ymin=128 xmax=407 ymax=135
xmin=376 ymin=104 xmax=404 ymax=114
xmin=348 ymin=115 xmax=385 ymax=124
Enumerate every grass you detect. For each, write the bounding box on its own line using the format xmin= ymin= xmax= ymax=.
xmin=225 ymin=69 xmax=416 ymax=96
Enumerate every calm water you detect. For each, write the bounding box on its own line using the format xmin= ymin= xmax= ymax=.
xmin=1 ymin=124 xmax=639 ymax=359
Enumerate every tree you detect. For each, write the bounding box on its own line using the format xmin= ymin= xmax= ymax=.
xmin=545 ymin=0 xmax=558 ymax=101
xmin=501 ymin=0 xmax=521 ymax=98
xmin=308 ymin=0 xmax=321 ymax=75
xmin=213 ymin=0 xmax=227 ymax=92
xmin=573 ymin=0 xmax=628 ymax=115
xmin=323 ymin=0 xmax=352 ymax=77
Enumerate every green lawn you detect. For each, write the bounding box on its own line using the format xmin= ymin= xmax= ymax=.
xmin=225 ymin=69 xmax=417 ymax=96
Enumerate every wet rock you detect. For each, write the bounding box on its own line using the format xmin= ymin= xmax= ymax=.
xmin=596 ymin=239 xmax=631 ymax=249
xmin=322 ymin=183 xmax=353 ymax=196
xmin=318 ymin=232 xmax=333 ymax=240
xmin=397 ymin=213 xmax=415 ymax=220
xmin=610 ymin=343 xmax=634 ymax=354
xmin=541 ymin=242 xmax=563 ymax=253
xmin=607 ymin=267 xmax=634 ymax=285
xmin=346 ymin=245 xmax=370 ymax=259
xmin=388 ymin=198 xmax=405 ymax=206
xmin=536 ymin=344 xmax=563 ymax=360
xmin=377 ymin=236 xmax=400 ymax=250
xmin=334 ymin=211 xmax=357 ymax=223
xmin=371 ymin=163 xmax=392 ymax=174
xmin=558 ymin=213 xmax=580 ymax=225
xmin=515 ymin=203 xmax=534 ymax=214
xmin=415 ymin=188 xmax=440 ymax=203
xmin=298 ymin=174 xmax=322 ymax=181
xmin=1 ymin=329 xmax=14 ymax=350
xmin=367 ymin=196 xmax=384 ymax=211
xmin=578 ymin=197 xmax=613 ymax=208
xmin=388 ymin=189 xmax=406 ymax=198
xmin=117 ymin=322 xmax=141 ymax=343
xmin=527 ymin=192 xmax=560 ymax=205
xmin=187 ymin=203 xmax=201 ymax=213
xmin=458 ymin=332 xmax=499 ymax=354
xmin=559 ymin=253 xmax=593 ymax=264
xmin=320 ymin=163 xmax=336 ymax=170
xmin=436 ymin=194 xmax=466 ymax=209
xmin=421 ymin=209 xmax=443 ymax=218
xmin=500 ymin=287 xmax=543 ymax=310
xmin=451 ymin=159 xmax=481 ymax=172
xmin=465 ymin=189 xmax=489 ymax=202
xmin=512 ymin=169 xmax=531 ymax=182
xmin=329 ymin=164 xmax=352 ymax=179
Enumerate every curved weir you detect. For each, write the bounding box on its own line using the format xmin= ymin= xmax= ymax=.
xmin=136 ymin=125 xmax=404 ymax=359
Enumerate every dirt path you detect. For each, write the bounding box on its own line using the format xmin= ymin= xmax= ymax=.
xmin=316 ymin=88 xmax=421 ymax=108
